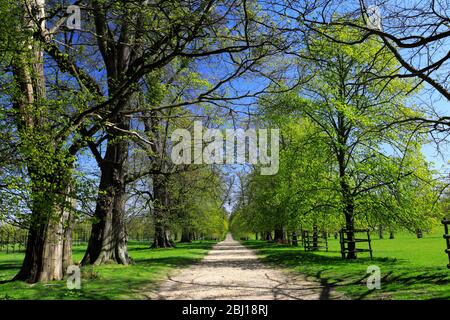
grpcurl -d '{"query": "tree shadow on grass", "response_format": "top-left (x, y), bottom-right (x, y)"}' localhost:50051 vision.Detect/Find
top-left (128, 241), bottom-right (215, 252)
top-left (136, 255), bottom-right (207, 268)
top-left (243, 241), bottom-right (450, 300)
top-left (0, 242), bottom-right (215, 299)
top-left (0, 261), bottom-right (22, 271)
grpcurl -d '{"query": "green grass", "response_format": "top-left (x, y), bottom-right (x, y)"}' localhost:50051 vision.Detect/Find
top-left (242, 232), bottom-right (450, 300)
top-left (0, 240), bottom-right (216, 300)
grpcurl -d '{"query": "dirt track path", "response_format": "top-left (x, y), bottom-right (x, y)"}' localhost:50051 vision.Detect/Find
top-left (149, 234), bottom-right (340, 300)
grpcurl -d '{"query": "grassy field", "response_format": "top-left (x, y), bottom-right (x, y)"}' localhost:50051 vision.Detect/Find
top-left (0, 240), bottom-right (216, 300)
top-left (242, 231), bottom-right (450, 300)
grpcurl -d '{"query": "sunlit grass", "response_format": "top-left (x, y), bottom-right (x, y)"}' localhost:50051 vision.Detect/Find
top-left (0, 241), bottom-right (216, 300)
top-left (243, 231), bottom-right (450, 300)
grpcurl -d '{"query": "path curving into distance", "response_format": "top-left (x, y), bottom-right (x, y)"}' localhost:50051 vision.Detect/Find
top-left (149, 234), bottom-right (342, 300)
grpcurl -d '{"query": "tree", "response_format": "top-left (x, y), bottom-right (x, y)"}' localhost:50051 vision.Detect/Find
top-left (5, 0), bottom-right (87, 282)
top-left (282, 27), bottom-right (440, 257)
top-left (232, 25), bottom-right (441, 259)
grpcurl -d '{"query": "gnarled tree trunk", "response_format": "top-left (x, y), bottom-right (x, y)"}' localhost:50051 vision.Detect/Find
top-left (15, 181), bottom-right (74, 282)
top-left (12, 0), bottom-right (75, 282)
top-left (82, 120), bottom-right (131, 265)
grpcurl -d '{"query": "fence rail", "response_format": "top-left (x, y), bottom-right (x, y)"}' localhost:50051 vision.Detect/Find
top-left (302, 226), bottom-right (328, 252)
top-left (339, 228), bottom-right (373, 259)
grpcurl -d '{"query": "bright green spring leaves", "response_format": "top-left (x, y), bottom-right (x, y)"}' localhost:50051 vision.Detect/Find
top-left (231, 26), bottom-right (442, 236)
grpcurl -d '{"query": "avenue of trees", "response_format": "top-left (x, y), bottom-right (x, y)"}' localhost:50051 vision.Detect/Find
top-left (1, 0), bottom-right (450, 283)
top-left (0, 0), bottom-right (279, 282)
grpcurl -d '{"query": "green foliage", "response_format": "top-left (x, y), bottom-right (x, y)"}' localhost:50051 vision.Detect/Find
top-left (243, 231), bottom-right (450, 299)
top-left (168, 168), bottom-right (228, 240)
top-left (0, 241), bottom-right (216, 299)
top-left (232, 26), bottom-right (443, 238)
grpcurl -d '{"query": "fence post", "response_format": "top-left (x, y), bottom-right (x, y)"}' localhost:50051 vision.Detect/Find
top-left (442, 219), bottom-right (450, 269)
top-left (367, 230), bottom-right (373, 260)
top-left (312, 225), bottom-right (318, 251)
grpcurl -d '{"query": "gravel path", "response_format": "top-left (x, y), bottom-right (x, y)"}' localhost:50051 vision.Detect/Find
top-left (149, 234), bottom-right (340, 300)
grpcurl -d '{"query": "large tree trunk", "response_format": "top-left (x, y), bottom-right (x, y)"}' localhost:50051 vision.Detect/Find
top-left (12, 0), bottom-right (76, 282)
top-left (62, 185), bottom-right (76, 272)
top-left (151, 175), bottom-right (174, 248)
top-left (152, 225), bottom-right (173, 248)
top-left (344, 212), bottom-right (356, 259)
top-left (82, 125), bottom-right (131, 265)
top-left (15, 181), bottom-right (74, 282)
top-left (337, 119), bottom-right (356, 259)
top-left (81, 0), bottom-right (148, 265)
top-left (180, 227), bottom-right (192, 243)
top-left (274, 227), bottom-right (286, 241)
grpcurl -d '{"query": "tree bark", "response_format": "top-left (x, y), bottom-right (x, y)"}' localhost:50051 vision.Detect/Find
top-left (82, 0), bottom-right (149, 265)
top-left (274, 227), bottom-right (286, 242)
top-left (151, 175), bottom-right (174, 248)
top-left (180, 227), bottom-right (191, 243)
top-left (82, 124), bottom-right (131, 265)
top-left (12, 0), bottom-right (76, 282)
top-left (62, 187), bottom-right (75, 273)
top-left (14, 181), bottom-right (74, 282)
top-left (337, 121), bottom-right (356, 259)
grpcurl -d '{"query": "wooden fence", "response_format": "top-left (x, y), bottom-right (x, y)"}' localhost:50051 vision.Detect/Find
top-left (339, 228), bottom-right (373, 259)
top-left (302, 226), bottom-right (328, 252)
